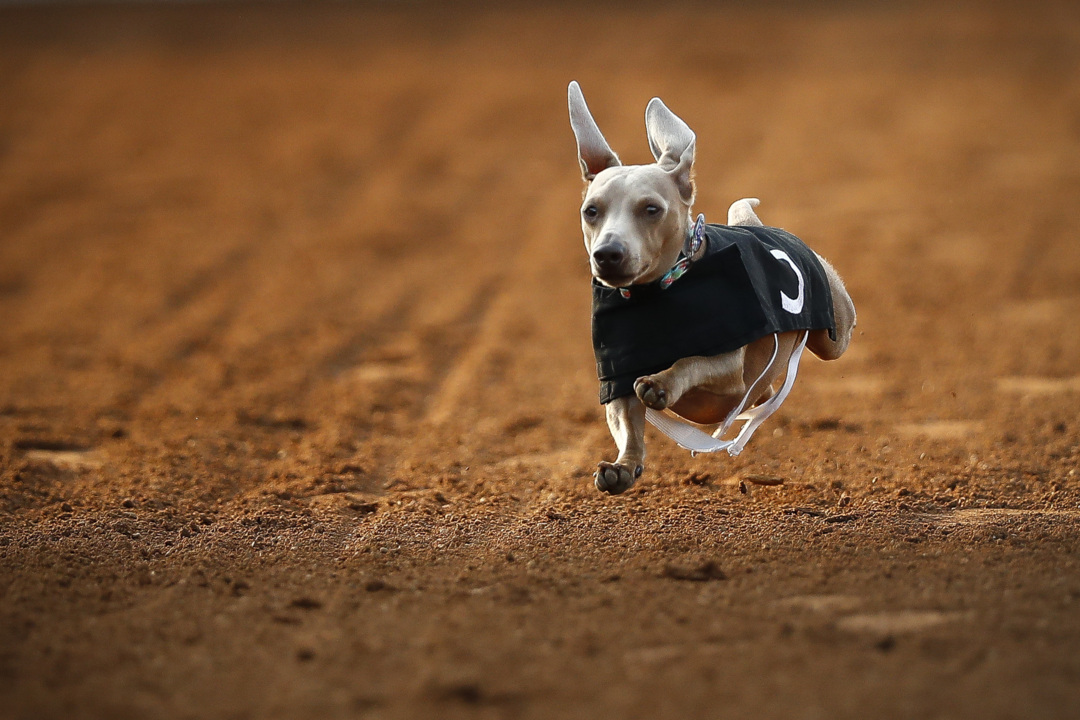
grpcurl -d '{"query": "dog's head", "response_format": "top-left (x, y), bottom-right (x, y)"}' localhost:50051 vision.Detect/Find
top-left (568, 81), bottom-right (697, 288)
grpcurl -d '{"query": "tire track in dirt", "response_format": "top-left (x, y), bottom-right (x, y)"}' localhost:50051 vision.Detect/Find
top-left (422, 182), bottom-right (576, 427)
top-left (106, 242), bottom-right (257, 406)
top-left (110, 81), bottom-right (499, 419)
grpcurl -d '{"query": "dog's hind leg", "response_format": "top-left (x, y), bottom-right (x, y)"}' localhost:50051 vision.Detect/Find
top-left (595, 395), bottom-right (647, 494)
top-left (727, 196), bottom-right (855, 360)
top-left (807, 254), bottom-right (856, 360)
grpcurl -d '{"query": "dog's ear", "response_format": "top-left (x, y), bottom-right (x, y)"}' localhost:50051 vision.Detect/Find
top-left (568, 81), bottom-right (621, 181)
top-left (645, 97), bottom-right (696, 204)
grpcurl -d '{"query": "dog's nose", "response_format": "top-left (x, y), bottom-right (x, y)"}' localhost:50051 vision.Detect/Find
top-left (592, 243), bottom-right (626, 270)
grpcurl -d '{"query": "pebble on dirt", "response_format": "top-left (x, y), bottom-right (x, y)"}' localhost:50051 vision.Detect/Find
top-left (744, 474), bottom-right (785, 486)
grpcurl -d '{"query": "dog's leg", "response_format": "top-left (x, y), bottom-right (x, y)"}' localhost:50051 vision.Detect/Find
top-left (634, 348), bottom-right (746, 412)
top-left (595, 395), bottom-right (646, 494)
top-left (807, 254), bottom-right (856, 360)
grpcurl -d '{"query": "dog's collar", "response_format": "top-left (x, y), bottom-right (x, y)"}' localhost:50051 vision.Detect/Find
top-left (618, 213), bottom-right (707, 300)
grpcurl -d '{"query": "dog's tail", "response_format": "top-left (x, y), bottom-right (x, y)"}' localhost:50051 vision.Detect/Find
top-left (727, 197), bottom-right (764, 227)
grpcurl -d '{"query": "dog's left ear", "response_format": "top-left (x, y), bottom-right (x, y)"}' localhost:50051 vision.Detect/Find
top-left (645, 98), bottom-right (696, 204)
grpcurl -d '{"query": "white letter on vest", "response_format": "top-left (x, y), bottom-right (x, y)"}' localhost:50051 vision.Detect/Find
top-left (769, 249), bottom-right (804, 315)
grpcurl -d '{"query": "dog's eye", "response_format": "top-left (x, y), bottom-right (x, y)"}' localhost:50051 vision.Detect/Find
top-left (644, 204), bottom-right (661, 217)
top-left (582, 205), bottom-right (599, 221)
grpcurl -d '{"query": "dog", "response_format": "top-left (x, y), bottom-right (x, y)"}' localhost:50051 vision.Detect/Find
top-left (568, 81), bottom-right (856, 495)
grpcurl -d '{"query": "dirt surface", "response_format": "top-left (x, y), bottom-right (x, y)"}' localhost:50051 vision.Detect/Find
top-left (2, 1), bottom-right (1080, 718)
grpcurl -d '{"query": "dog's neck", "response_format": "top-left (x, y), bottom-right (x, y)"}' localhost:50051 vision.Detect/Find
top-left (618, 214), bottom-right (706, 299)
top-left (660, 212), bottom-right (707, 283)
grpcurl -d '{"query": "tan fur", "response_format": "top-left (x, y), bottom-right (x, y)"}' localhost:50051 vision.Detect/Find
top-left (568, 81), bottom-right (856, 494)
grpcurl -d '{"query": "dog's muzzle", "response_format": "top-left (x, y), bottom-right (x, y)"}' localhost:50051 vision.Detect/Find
top-left (592, 242), bottom-right (626, 271)
top-left (591, 241), bottom-right (633, 285)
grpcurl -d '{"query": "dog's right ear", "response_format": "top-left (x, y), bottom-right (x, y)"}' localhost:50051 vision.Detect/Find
top-left (568, 81), bottom-right (621, 182)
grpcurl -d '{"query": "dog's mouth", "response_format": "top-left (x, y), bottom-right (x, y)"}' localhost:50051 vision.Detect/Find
top-left (592, 270), bottom-right (637, 288)
top-left (592, 258), bottom-right (646, 288)
top-left (593, 258), bottom-right (663, 288)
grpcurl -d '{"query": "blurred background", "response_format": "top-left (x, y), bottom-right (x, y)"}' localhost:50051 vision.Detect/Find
top-left (2, 2), bottom-right (1080, 718)
top-left (3, 0), bottom-right (1078, 429)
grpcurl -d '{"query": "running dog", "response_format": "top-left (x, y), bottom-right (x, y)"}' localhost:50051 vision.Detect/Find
top-left (568, 81), bottom-right (856, 494)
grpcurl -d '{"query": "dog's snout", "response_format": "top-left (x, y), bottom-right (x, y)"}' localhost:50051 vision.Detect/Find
top-left (592, 243), bottom-right (626, 270)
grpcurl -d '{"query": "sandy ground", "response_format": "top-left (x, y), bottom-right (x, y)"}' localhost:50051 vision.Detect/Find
top-left (2, 1), bottom-right (1080, 718)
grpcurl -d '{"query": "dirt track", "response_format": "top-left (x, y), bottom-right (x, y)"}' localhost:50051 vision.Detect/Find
top-left (2, 2), bottom-right (1080, 718)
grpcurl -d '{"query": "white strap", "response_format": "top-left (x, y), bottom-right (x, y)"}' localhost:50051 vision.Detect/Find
top-left (644, 332), bottom-right (809, 456)
top-left (713, 333), bottom-right (781, 440)
top-left (643, 405), bottom-right (735, 454)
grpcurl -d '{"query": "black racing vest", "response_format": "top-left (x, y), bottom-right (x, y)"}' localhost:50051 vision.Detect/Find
top-left (592, 224), bottom-right (836, 404)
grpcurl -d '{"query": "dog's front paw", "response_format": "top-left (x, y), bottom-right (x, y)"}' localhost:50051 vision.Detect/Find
top-left (594, 461), bottom-right (643, 495)
top-left (634, 377), bottom-right (669, 410)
